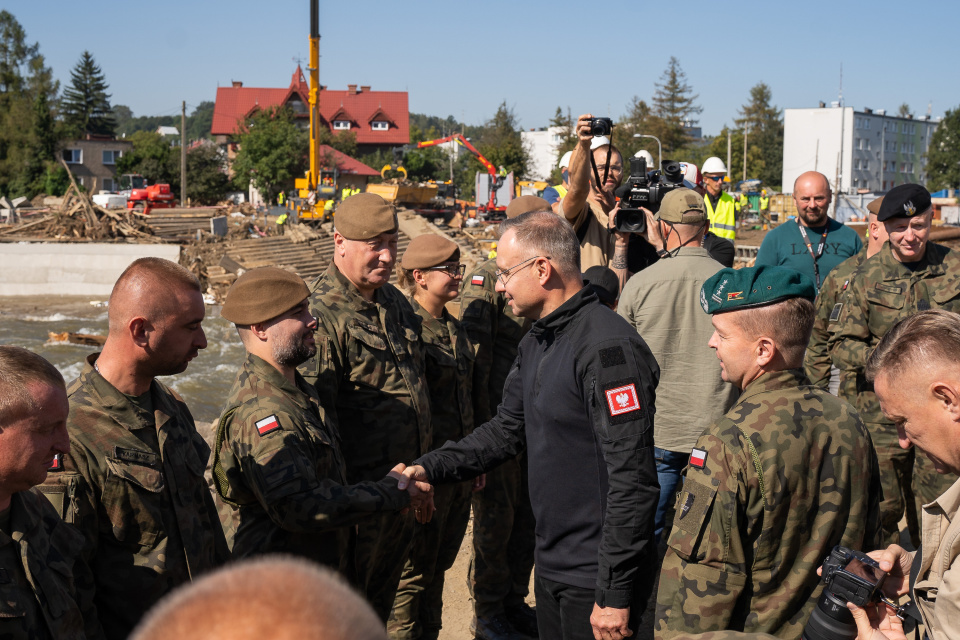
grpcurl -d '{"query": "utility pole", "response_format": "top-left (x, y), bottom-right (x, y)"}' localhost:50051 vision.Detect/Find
top-left (180, 101), bottom-right (186, 205)
top-left (742, 129), bottom-right (748, 182)
top-left (727, 130), bottom-right (732, 179)
top-left (835, 64), bottom-right (845, 216)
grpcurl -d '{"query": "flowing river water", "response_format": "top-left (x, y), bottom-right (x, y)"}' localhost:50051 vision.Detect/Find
top-left (0, 296), bottom-right (245, 423)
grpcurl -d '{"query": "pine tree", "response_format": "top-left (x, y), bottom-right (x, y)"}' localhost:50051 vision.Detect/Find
top-left (477, 101), bottom-right (528, 179)
top-left (61, 51), bottom-right (116, 137)
top-left (650, 57), bottom-right (701, 153)
top-left (734, 82), bottom-right (784, 187)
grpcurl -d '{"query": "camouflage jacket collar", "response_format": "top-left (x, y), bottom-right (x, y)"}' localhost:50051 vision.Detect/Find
top-left (739, 369), bottom-right (810, 404)
top-left (410, 297), bottom-right (456, 344)
top-left (242, 352), bottom-right (319, 412)
top-left (878, 241), bottom-right (948, 279)
top-left (530, 286), bottom-right (599, 337)
top-left (1, 491), bottom-right (46, 551)
top-left (77, 354), bottom-right (178, 432)
top-left (324, 261), bottom-right (380, 310)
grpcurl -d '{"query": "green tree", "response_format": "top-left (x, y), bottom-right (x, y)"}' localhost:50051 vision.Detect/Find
top-left (186, 101), bottom-right (215, 141)
top-left (476, 101), bottom-right (528, 178)
top-left (61, 51), bottom-right (116, 137)
top-left (116, 131), bottom-right (179, 191)
top-left (185, 144), bottom-right (229, 204)
top-left (925, 106), bottom-right (960, 192)
top-left (231, 106), bottom-right (307, 202)
top-left (650, 57), bottom-right (701, 154)
top-left (897, 103), bottom-right (911, 118)
top-left (734, 82), bottom-right (783, 187)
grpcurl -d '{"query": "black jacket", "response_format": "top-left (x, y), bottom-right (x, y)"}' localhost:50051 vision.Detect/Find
top-left (416, 287), bottom-right (660, 608)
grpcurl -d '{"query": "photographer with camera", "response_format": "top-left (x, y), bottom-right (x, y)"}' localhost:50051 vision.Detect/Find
top-left (559, 113), bottom-right (632, 288)
top-left (840, 309), bottom-right (960, 640)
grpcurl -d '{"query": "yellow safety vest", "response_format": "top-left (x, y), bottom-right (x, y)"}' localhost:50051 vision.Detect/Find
top-left (555, 185), bottom-right (568, 199)
top-left (704, 192), bottom-right (737, 241)
top-left (760, 196), bottom-right (769, 210)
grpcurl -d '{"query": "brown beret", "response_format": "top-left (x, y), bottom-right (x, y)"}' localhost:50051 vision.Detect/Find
top-left (221, 267), bottom-right (309, 325)
top-left (506, 195), bottom-right (550, 219)
top-left (401, 234), bottom-right (460, 269)
top-left (334, 193), bottom-right (398, 240)
top-left (866, 196), bottom-right (884, 216)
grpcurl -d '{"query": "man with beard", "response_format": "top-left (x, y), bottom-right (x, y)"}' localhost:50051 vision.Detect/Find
top-left (755, 171), bottom-right (862, 291)
top-left (40, 257), bottom-right (228, 640)
top-left (210, 267), bottom-right (427, 571)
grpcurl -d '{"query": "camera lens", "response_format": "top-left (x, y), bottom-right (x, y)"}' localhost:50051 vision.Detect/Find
top-left (615, 210), bottom-right (646, 234)
top-left (801, 592), bottom-right (859, 640)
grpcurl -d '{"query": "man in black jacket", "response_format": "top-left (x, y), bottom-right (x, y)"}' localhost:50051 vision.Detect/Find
top-left (399, 211), bottom-right (660, 640)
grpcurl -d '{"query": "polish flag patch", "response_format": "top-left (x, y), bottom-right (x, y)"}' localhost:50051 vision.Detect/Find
top-left (49, 454), bottom-right (63, 471)
top-left (605, 384), bottom-right (641, 416)
top-left (471, 275), bottom-right (485, 286)
top-left (690, 448), bottom-right (707, 469)
top-left (255, 415), bottom-right (281, 437)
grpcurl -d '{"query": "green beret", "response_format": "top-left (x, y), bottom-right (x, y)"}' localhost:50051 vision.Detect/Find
top-left (506, 195), bottom-right (550, 219)
top-left (656, 188), bottom-right (707, 224)
top-left (221, 267), bottom-right (309, 325)
top-left (334, 192), bottom-right (398, 240)
top-left (700, 265), bottom-right (816, 314)
top-left (400, 234), bottom-right (460, 269)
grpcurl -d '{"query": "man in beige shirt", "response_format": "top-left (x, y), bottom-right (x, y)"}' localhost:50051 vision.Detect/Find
top-left (851, 309), bottom-right (960, 640)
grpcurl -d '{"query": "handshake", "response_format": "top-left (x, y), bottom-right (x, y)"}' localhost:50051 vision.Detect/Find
top-left (386, 464), bottom-right (486, 524)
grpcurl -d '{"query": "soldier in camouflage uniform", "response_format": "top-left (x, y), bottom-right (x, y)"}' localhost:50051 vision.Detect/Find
top-left (0, 346), bottom-right (103, 640)
top-left (655, 265), bottom-right (882, 640)
top-left (211, 267), bottom-right (422, 571)
top-left (40, 258), bottom-right (228, 640)
top-left (299, 193), bottom-right (432, 622)
top-left (804, 197), bottom-right (887, 397)
top-left (390, 235), bottom-right (478, 640)
top-left (832, 184), bottom-right (960, 545)
top-left (458, 197), bottom-right (543, 640)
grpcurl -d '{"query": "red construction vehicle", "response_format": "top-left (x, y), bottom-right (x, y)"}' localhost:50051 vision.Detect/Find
top-left (119, 174), bottom-right (176, 214)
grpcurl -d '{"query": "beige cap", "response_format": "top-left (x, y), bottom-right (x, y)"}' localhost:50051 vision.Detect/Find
top-left (334, 193), bottom-right (398, 240)
top-left (400, 234), bottom-right (460, 269)
top-left (655, 188), bottom-right (707, 224)
top-left (221, 267), bottom-right (309, 325)
top-left (506, 195), bottom-right (551, 219)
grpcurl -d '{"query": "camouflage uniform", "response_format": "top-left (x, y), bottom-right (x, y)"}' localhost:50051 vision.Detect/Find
top-left (458, 259), bottom-right (536, 619)
top-left (0, 489), bottom-right (103, 640)
top-left (390, 300), bottom-right (476, 640)
top-left (832, 241), bottom-right (960, 544)
top-left (300, 262), bottom-right (431, 621)
top-left (40, 355), bottom-right (228, 640)
top-left (655, 370), bottom-right (882, 640)
top-left (211, 352), bottom-right (410, 569)
top-left (803, 245), bottom-right (868, 397)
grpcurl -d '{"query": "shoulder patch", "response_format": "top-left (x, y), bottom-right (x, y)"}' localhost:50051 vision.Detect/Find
top-left (471, 274), bottom-right (485, 286)
top-left (49, 453), bottom-right (64, 472)
top-left (255, 414), bottom-right (281, 437)
top-left (605, 383), bottom-right (641, 416)
top-left (599, 346), bottom-right (626, 368)
top-left (689, 448), bottom-right (707, 469)
top-left (829, 303), bottom-right (843, 322)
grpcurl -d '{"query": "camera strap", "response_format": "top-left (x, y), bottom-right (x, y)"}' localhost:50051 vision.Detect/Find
top-left (589, 149), bottom-right (612, 195)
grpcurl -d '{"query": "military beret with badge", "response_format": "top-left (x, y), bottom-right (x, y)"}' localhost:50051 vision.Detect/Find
top-left (700, 265), bottom-right (816, 314)
top-left (877, 183), bottom-right (931, 222)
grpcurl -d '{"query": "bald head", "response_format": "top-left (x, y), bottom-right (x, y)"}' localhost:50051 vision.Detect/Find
top-left (108, 257), bottom-right (201, 335)
top-left (131, 556), bottom-right (387, 640)
top-left (793, 172), bottom-right (832, 227)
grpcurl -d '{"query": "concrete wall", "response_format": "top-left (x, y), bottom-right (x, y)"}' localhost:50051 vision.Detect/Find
top-left (0, 243), bottom-right (181, 296)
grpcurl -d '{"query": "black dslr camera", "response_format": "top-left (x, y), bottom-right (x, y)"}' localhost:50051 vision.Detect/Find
top-left (802, 546), bottom-right (888, 640)
top-left (588, 117), bottom-right (613, 137)
top-left (612, 157), bottom-right (684, 234)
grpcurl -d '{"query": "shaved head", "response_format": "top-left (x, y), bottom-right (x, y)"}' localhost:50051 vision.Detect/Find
top-left (793, 171), bottom-right (832, 227)
top-left (131, 556), bottom-right (387, 640)
top-left (108, 257), bottom-right (201, 335)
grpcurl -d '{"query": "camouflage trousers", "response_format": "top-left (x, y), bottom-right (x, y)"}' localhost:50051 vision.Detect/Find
top-left (868, 422), bottom-right (958, 547)
top-left (388, 481), bottom-right (473, 640)
top-left (468, 453), bottom-right (536, 618)
top-left (345, 509), bottom-right (417, 622)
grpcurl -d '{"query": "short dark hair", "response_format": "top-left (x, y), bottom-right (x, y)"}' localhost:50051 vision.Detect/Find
top-left (0, 346), bottom-right (65, 424)
top-left (733, 297), bottom-right (815, 366)
top-left (499, 211), bottom-right (581, 279)
top-left (866, 310), bottom-right (960, 382)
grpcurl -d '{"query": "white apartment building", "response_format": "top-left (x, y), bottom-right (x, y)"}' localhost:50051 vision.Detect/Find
top-left (520, 126), bottom-right (566, 181)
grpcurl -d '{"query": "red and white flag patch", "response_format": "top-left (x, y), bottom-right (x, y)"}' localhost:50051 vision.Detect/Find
top-left (471, 275), bottom-right (485, 286)
top-left (690, 448), bottom-right (707, 469)
top-left (256, 415), bottom-right (281, 437)
top-left (605, 384), bottom-right (641, 416)
top-left (49, 453), bottom-right (63, 471)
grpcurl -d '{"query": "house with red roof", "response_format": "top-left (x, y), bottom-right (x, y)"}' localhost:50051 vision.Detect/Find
top-left (211, 66), bottom-right (409, 158)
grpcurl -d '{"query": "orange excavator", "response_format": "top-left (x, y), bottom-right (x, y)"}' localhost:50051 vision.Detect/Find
top-left (119, 174), bottom-right (176, 214)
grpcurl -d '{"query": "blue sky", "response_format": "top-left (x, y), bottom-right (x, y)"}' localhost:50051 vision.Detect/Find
top-left (8, 0), bottom-right (959, 135)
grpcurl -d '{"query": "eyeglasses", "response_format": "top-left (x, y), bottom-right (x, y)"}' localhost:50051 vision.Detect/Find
top-left (424, 264), bottom-right (466, 278)
top-left (704, 175), bottom-right (725, 182)
top-left (495, 255), bottom-right (549, 284)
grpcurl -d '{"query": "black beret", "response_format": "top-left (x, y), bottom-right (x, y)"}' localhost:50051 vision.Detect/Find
top-left (877, 184), bottom-right (931, 222)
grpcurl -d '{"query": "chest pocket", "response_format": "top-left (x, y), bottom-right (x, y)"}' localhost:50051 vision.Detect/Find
top-left (932, 281), bottom-right (960, 307)
top-left (866, 287), bottom-right (905, 310)
top-left (102, 457), bottom-right (165, 548)
top-left (348, 320), bottom-right (391, 388)
top-left (666, 478), bottom-right (718, 562)
top-left (0, 568), bottom-right (26, 619)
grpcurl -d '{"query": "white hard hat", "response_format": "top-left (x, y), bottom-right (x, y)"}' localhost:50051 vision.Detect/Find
top-left (590, 136), bottom-right (611, 150)
top-left (633, 150), bottom-right (655, 167)
top-left (559, 151), bottom-right (573, 169)
top-left (701, 156), bottom-right (727, 174)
